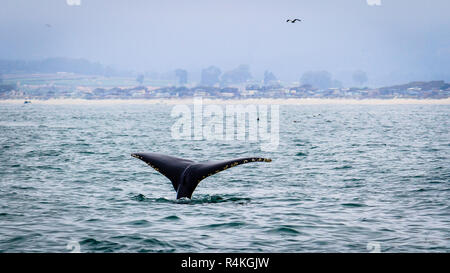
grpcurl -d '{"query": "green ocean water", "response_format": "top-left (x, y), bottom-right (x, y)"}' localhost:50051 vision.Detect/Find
top-left (0, 103), bottom-right (449, 252)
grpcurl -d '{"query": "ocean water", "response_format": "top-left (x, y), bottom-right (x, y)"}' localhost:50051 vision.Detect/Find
top-left (0, 103), bottom-right (449, 253)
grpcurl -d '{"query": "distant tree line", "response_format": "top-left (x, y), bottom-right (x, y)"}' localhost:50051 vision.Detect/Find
top-left (142, 64), bottom-right (256, 87)
top-left (200, 65), bottom-right (275, 87)
top-left (1, 58), bottom-right (372, 90)
top-left (138, 67), bottom-right (368, 90)
top-left (300, 71), bottom-right (341, 89)
top-left (0, 58), bottom-right (130, 77)
top-left (352, 70), bottom-right (368, 86)
top-left (175, 69), bottom-right (188, 85)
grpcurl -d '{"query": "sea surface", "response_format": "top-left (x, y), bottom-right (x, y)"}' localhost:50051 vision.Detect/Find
top-left (0, 103), bottom-right (449, 252)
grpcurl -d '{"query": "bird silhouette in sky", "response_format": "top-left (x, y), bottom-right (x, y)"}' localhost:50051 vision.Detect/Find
top-left (45, 24), bottom-right (52, 28)
top-left (286, 19), bottom-right (302, 23)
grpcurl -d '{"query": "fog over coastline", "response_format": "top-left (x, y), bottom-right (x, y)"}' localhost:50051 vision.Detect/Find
top-left (1, 0), bottom-right (449, 87)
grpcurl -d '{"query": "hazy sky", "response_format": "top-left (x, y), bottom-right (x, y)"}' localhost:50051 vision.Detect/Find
top-left (1, 0), bottom-right (449, 85)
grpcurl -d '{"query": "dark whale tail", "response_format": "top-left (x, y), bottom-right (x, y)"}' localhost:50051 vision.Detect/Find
top-left (131, 152), bottom-right (271, 199)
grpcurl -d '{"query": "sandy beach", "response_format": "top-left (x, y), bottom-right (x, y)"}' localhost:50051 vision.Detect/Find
top-left (1, 98), bottom-right (450, 105)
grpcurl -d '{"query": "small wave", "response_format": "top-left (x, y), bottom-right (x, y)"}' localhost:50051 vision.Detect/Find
top-left (122, 219), bottom-right (151, 227)
top-left (268, 226), bottom-right (301, 235)
top-left (35, 165), bottom-right (63, 171)
top-left (10, 185), bottom-right (37, 190)
top-left (131, 194), bottom-right (151, 202)
top-left (141, 238), bottom-right (174, 250)
top-left (131, 194), bottom-right (251, 205)
top-left (24, 150), bottom-right (63, 158)
top-left (109, 234), bottom-right (174, 251)
top-left (78, 151), bottom-right (95, 155)
top-left (334, 165), bottom-right (352, 170)
top-left (201, 221), bottom-right (246, 229)
top-left (187, 195), bottom-right (251, 204)
top-left (343, 178), bottom-right (363, 182)
top-left (5, 233), bottom-right (41, 244)
top-left (412, 188), bottom-right (429, 192)
top-left (162, 215), bottom-right (181, 221)
top-left (79, 238), bottom-right (126, 252)
top-left (341, 203), bottom-right (366, 207)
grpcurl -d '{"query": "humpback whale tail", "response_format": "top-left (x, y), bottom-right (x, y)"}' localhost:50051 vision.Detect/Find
top-left (131, 153), bottom-right (272, 199)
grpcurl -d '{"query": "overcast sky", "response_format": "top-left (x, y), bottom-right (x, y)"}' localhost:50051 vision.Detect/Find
top-left (1, 0), bottom-right (449, 86)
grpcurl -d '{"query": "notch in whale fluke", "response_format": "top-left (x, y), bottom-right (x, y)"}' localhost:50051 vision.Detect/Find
top-left (131, 152), bottom-right (272, 199)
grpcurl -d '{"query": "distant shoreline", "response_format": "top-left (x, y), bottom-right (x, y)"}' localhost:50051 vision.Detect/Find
top-left (1, 98), bottom-right (450, 105)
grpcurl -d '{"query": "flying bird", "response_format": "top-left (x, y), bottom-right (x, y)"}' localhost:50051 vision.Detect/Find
top-left (286, 19), bottom-right (302, 23)
top-left (131, 152), bottom-right (272, 199)
top-left (45, 24), bottom-right (52, 28)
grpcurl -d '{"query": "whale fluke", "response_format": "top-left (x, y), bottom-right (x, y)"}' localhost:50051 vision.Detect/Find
top-left (131, 152), bottom-right (271, 199)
